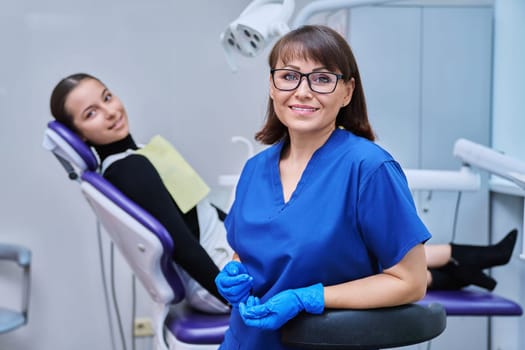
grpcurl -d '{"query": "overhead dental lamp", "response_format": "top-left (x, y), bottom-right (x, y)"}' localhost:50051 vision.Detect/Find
top-left (220, 0), bottom-right (295, 72)
top-left (220, 0), bottom-right (397, 72)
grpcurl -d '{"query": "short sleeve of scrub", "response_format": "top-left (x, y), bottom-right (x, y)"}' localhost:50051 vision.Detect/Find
top-left (357, 160), bottom-right (431, 270)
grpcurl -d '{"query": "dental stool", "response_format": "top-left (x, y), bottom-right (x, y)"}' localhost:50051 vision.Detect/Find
top-left (281, 303), bottom-right (446, 349)
top-left (44, 120), bottom-right (448, 350)
top-left (281, 289), bottom-right (522, 349)
top-left (281, 288), bottom-right (522, 349)
top-left (43, 121), bottom-right (229, 350)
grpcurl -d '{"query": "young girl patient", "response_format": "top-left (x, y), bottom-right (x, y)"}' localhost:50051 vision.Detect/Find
top-left (50, 73), bottom-right (233, 313)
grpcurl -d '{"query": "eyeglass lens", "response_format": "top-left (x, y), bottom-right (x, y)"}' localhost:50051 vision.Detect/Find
top-left (272, 69), bottom-right (340, 94)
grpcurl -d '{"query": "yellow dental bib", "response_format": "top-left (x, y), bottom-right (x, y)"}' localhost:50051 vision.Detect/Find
top-left (136, 135), bottom-right (210, 213)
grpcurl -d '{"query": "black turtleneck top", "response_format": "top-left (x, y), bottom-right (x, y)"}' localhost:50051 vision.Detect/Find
top-left (94, 135), bottom-right (224, 302)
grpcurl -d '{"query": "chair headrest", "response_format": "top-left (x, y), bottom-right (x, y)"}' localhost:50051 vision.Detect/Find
top-left (42, 121), bottom-right (99, 172)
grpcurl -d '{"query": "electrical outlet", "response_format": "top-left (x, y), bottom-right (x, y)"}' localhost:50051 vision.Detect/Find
top-left (134, 317), bottom-right (154, 337)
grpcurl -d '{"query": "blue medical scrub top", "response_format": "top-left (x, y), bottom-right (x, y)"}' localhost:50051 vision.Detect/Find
top-left (221, 129), bottom-right (431, 350)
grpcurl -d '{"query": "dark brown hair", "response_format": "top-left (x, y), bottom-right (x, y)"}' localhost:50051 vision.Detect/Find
top-left (255, 25), bottom-right (375, 144)
top-left (49, 73), bottom-right (103, 132)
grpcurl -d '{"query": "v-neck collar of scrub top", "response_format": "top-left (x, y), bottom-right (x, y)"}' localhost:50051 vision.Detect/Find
top-left (269, 128), bottom-right (346, 207)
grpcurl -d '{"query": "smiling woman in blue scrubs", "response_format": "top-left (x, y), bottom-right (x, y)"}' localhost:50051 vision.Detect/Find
top-left (215, 25), bottom-right (431, 349)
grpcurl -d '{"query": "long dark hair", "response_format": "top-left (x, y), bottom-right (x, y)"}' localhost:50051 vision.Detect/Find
top-left (255, 25), bottom-right (375, 144)
top-left (50, 73), bottom-right (103, 132)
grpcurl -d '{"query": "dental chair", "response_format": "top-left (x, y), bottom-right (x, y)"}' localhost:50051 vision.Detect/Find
top-left (0, 244), bottom-right (31, 334)
top-left (43, 120), bottom-right (229, 350)
top-left (43, 120), bottom-right (447, 349)
top-left (403, 165), bottom-right (522, 319)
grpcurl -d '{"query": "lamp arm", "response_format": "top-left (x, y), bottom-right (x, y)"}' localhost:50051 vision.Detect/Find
top-left (240, 0), bottom-right (292, 17)
top-left (292, 0), bottom-right (398, 29)
top-left (404, 166), bottom-right (480, 192)
top-left (453, 138), bottom-right (525, 188)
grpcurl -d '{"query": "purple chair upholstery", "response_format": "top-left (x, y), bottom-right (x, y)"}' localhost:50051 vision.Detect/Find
top-left (165, 305), bottom-right (230, 345)
top-left (48, 121), bottom-right (98, 171)
top-left (44, 121), bottom-right (229, 349)
top-left (81, 171), bottom-right (186, 302)
top-left (420, 290), bottom-right (522, 316)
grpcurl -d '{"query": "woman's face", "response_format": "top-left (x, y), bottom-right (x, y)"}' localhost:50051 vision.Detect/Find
top-left (65, 78), bottom-right (129, 145)
top-left (270, 57), bottom-right (354, 138)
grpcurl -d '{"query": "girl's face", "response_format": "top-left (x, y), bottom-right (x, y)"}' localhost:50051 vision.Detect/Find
top-left (270, 57), bottom-right (354, 138)
top-left (65, 78), bottom-right (129, 145)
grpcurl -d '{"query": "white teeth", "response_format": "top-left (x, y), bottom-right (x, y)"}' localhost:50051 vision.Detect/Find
top-left (291, 106), bottom-right (317, 112)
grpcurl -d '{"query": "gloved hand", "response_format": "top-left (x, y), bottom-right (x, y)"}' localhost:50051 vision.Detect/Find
top-left (215, 261), bottom-right (253, 307)
top-left (239, 283), bottom-right (324, 330)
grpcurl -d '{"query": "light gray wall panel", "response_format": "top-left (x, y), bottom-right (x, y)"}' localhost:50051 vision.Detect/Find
top-left (349, 6), bottom-right (422, 169)
top-left (420, 7), bottom-right (493, 170)
top-left (418, 6), bottom-right (493, 248)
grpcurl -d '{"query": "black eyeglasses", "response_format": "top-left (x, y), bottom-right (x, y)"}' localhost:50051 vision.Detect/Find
top-left (271, 69), bottom-right (344, 94)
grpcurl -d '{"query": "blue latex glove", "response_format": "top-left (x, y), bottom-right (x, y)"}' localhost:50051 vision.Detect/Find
top-left (215, 261), bottom-right (253, 307)
top-left (239, 283), bottom-right (324, 330)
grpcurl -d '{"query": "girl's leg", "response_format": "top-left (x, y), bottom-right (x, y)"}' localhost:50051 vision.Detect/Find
top-left (424, 244), bottom-right (452, 269)
top-left (450, 229), bottom-right (518, 269)
top-left (425, 229), bottom-right (517, 269)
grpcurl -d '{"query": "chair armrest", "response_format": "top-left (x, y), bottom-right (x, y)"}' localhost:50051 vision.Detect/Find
top-left (281, 303), bottom-right (446, 349)
top-left (0, 244), bottom-right (31, 267)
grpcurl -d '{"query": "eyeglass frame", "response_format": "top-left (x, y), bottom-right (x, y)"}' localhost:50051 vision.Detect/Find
top-left (270, 68), bottom-right (345, 94)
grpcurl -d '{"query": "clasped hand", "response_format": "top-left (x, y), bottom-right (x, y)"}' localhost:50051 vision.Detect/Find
top-left (216, 262), bottom-right (325, 330)
top-left (238, 283), bottom-right (325, 330)
top-left (215, 261), bottom-right (253, 307)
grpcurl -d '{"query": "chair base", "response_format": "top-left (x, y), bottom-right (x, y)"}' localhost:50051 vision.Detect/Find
top-left (165, 303), bottom-right (229, 349)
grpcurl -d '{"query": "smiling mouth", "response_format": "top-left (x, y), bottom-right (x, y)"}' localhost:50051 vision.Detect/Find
top-left (290, 106), bottom-right (319, 112)
top-left (109, 115), bottom-right (124, 130)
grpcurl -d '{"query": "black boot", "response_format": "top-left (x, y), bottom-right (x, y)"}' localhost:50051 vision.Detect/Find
top-left (428, 266), bottom-right (468, 290)
top-left (428, 262), bottom-right (497, 291)
top-left (450, 229), bottom-right (518, 270)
